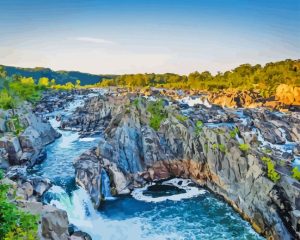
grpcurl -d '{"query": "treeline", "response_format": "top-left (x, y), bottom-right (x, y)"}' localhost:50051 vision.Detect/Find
top-left (1, 59), bottom-right (299, 110)
top-left (98, 59), bottom-right (300, 95)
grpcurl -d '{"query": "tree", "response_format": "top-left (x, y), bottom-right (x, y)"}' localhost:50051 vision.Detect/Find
top-left (20, 77), bottom-right (34, 85)
top-left (65, 82), bottom-right (74, 89)
top-left (0, 89), bottom-right (16, 110)
top-left (38, 77), bottom-right (49, 88)
top-left (0, 66), bottom-right (7, 78)
top-left (75, 79), bottom-right (81, 88)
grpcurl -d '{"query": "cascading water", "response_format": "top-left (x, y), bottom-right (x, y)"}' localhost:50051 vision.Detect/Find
top-left (101, 169), bottom-right (113, 199)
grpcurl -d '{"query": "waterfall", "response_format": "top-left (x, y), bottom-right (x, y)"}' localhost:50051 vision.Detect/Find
top-left (45, 186), bottom-right (97, 221)
top-left (101, 169), bottom-right (113, 199)
top-left (43, 185), bottom-right (146, 240)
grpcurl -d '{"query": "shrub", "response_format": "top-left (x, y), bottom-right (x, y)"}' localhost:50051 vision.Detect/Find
top-left (132, 98), bottom-right (139, 108)
top-left (239, 143), bottom-right (250, 152)
top-left (0, 170), bottom-right (39, 239)
top-left (9, 78), bottom-right (41, 103)
top-left (176, 114), bottom-right (188, 122)
top-left (195, 120), bottom-right (203, 135)
top-left (218, 144), bottom-right (226, 153)
top-left (229, 127), bottom-right (239, 138)
top-left (147, 100), bottom-right (167, 131)
top-left (261, 157), bottom-right (281, 182)
top-left (212, 143), bottom-right (226, 153)
top-left (0, 89), bottom-right (16, 110)
top-left (292, 167), bottom-right (300, 181)
top-left (262, 148), bottom-right (272, 154)
top-left (204, 144), bottom-right (208, 153)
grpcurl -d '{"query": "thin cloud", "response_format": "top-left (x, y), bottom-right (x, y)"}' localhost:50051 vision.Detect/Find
top-left (75, 37), bottom-right (115, 44)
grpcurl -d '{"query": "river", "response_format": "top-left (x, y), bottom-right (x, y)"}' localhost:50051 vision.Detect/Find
top-left (28, 93), bottom-right (264, 240)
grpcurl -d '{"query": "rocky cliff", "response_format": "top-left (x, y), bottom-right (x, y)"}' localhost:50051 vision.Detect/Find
top-left (71, 94), bottom-right (300, 240)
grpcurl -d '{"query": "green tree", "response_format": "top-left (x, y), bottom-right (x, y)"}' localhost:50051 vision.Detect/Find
top-left (75, 79), bottom-right (81, 88)
top-left (38, 77), bottom-right (49, 88)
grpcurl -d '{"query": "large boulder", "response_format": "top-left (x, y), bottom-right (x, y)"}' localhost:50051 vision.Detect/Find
top-left (40, 205), bottom-right (69, 240)
top-left (73, 149), bottom-right (102, 208)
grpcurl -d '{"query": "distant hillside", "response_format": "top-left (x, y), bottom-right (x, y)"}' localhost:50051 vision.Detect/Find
top-left (1, 65), bottom-right (116, 85)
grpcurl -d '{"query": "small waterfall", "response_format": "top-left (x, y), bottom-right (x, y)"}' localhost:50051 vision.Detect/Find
top-left (101, 169), bottom-right (113, 199)
top-left (45, 186), bottom-right (97, 220)
top-left (44, 185), bottom-right (146, 240)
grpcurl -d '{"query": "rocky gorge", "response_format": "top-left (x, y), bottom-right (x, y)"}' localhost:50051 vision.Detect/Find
top-left (66, 89), bottom-right (300, 239)
top-left (0, 88), bottom-right (300, 240)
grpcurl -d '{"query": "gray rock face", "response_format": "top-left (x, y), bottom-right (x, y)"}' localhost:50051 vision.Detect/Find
top-left (40, 205), bottom-right (69, 240)
top-left (0, 103), bottom-right (61, 167)
top-left (70, 94), bottom-right (300, 239)
top-left (73, 149), bottom-right (102, 208)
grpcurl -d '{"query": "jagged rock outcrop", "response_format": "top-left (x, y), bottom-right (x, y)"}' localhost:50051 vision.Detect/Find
top-left (39, 205), bottom-right (69, 240)
top-left (208, 89), bottom-right (264, 108)
top-left (207, 84), bottom-right (300, 110)
top-left (73, 146), bottom-right (130, 208)
top-left (275, 84), bottom-right (300, 105)
top-left (73, 148), bottom-right (102, 208)
top-left (0, 103), bottom-right (61, 167)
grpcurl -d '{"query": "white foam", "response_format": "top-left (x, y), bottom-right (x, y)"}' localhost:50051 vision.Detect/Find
top-left (48, 118), bottom-right (61, 129)
top-left (60, 131), bottom-right (79, 148)
top-left (253, 127), bottom-right (297, 154)
top-left (79, 137), bottom-right (96, 142)
top-left (132, 178), bottom-right (206, 203)
top-left (65, 99), bottom-right (85, 113)
top-left (179, 96), bottom-right (211, 108)
top-left (48, 186), bottom-right (181, 240)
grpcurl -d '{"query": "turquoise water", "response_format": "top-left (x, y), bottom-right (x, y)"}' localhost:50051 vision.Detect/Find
top-left (28, 96), bottom-right (264, 240)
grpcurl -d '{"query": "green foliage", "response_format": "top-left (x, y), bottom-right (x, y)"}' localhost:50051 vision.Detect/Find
top-left (147, 100), bottom-right (167, 131)
top-left (204, 143), bottom-right (208, 153)
top-left (132, 98), bottom-right (140, 108)
top-left (239, 143), bottom-right (250, 152)
top-left (175, 114), bottom-right (188, 122)
top-left (292, 167), bottom-right (300, 181)
top-left (262, 148), bottom-right (272, 155)
top-left (51, 81), bottom-right (75, 90)
top-left (38, 77), bottom-right (49, 88)
top-left (212, 143), bottom-right (226, 153)
top-left (9, 77), bottom-right (41, 103)
top-left (261, 157), bottom-right (281, 182)
top-left (229, 127), bottom-right (239, 138)
top-left (0, 170), bottom-right (39, 239)
top-left (218, 144), bottom-right (226, 153)
top-left (0, 89), bottom-right (16, 110)
top-left (195, 120), bottom-right (203, 136)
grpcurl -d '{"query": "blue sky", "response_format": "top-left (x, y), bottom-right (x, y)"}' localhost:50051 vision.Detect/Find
top-left (0, 0), bottom-right (299, 74)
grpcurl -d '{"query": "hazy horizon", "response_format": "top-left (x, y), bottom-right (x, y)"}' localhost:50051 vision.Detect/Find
top-left (1, 0), bottom-right (299, 75)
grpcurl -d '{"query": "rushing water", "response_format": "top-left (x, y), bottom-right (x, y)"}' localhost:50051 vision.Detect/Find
top-left (28, 94), bottom-right (264, 240)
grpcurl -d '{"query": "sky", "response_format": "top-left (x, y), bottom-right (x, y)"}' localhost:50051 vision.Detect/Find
top-left (0, 0), bottom-right (299, 75)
